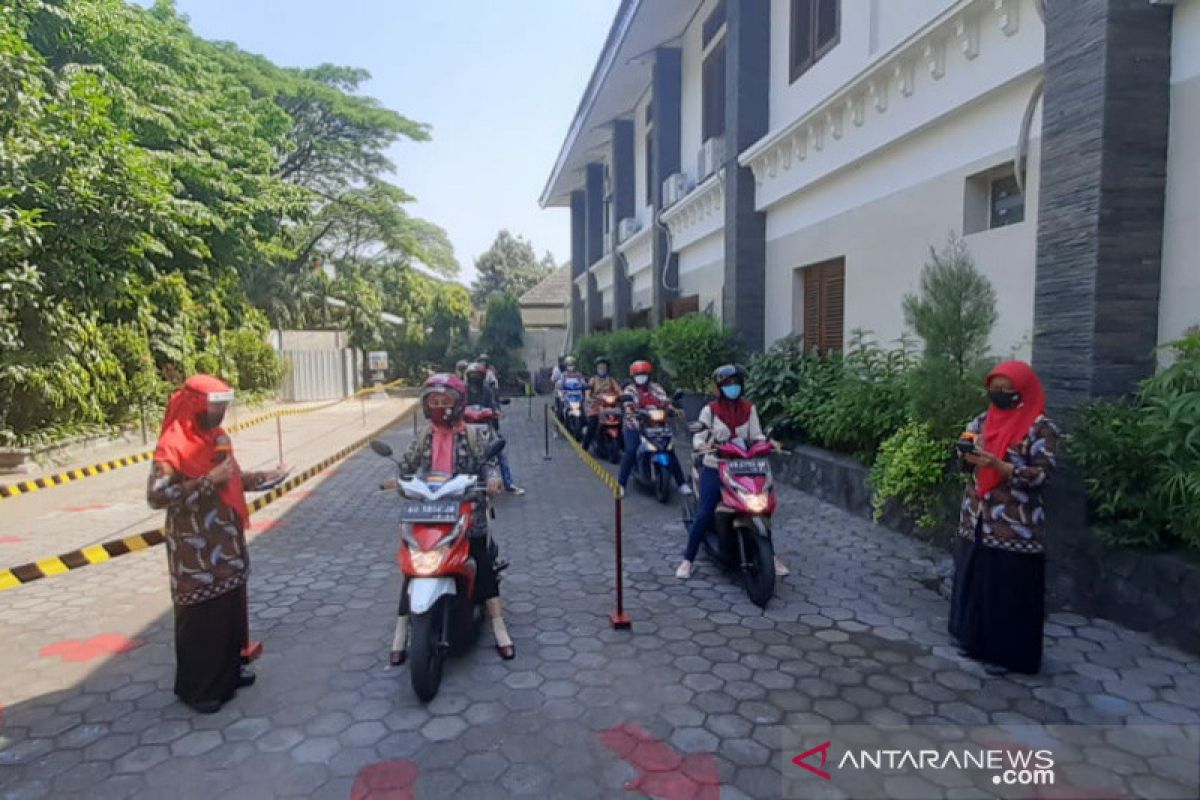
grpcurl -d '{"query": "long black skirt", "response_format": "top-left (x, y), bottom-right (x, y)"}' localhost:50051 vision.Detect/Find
top-left (949, 531), bottom-right (1045, 674)
top-left (173, 585), bottom-right (245, 707)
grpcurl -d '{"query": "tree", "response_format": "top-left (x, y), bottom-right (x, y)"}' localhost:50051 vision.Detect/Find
top-left (478, 294), bottom-right (525, 380)
top-left (471, 230), bottom-right (554, 305)
top-left (902, 234), bottom-right (998, 437)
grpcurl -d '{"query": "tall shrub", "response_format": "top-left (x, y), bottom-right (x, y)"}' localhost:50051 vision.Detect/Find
top-left (575, 328), bottom-right (656, 381)
top-left (745, 335), bottom-right (807, 433)
top-left (651, 314), bottom-right (741, 392)
top-left (903, 234), bottom-right (997, 438)
top-left (479, 293), bottom-right (525, 379)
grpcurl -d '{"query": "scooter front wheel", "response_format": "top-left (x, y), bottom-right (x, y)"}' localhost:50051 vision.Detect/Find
top-left (740, 522), bottom-right (776, 609)
top-left (655, 467), bottom-right (671, 504)
top-left (410, 598), bottom-right (449, 702)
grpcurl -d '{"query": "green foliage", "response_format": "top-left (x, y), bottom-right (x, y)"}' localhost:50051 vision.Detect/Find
top-left (793, 332), bottom-right (916, 463)
top-left (1074, 331), bottom-right (1200, 550)
top-left (903, 235), bottom-right (998, 439)
top-left (478, 294), bottom-right (525, 380)
top-left (223, 329), bottom-right (283, 393)
top-left (0, 0), bottom-right (450, 442)
top-left (868, 422), bottom-right (956, 528)
top-left (471, 230), bottom-right (555, 305)
top-left (651, 314), bottom-right (742, 392)
top-left (744, 335), bottom-right (808, 433)
top-left (574, 328), bottom-right (657, 381)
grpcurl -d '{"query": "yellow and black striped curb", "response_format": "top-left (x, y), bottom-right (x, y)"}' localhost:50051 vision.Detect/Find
top-left (0, 404), bottom-right (418, 593)
top-left (0, 379), bottom-right (409, 501)
top-left (549, 408), bottom-right (621, 497)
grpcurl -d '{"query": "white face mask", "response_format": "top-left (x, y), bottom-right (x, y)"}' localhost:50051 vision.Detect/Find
top-left (634, 375), bottom-right (649, 386)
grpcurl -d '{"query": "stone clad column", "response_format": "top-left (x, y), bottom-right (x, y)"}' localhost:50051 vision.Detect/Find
top-left (1032, 0), bottom-right (1172, 410)
top-left (650, 48), bottom-right (682, 327)
top-left (585, 162), bottom-right (604, 333)
top-left (723, 0), bottom-right (770, 352)
top-left (569, 191), bottom-right (586, 344)
top-left (610, 119), bottom-right (635, 330)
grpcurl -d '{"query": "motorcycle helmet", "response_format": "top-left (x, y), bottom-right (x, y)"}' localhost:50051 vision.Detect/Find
top-left (477, 353), bottom-right (490, 365)
top-left (630, 360), bottom-right (653, 387)
top-left (465, 362), bottom-right (488, 386)
top-left (455, 359), bottom-right (469, 376)
top-left (594, 356), bottom-right (611, 377)
top-left (420, 373), bottom-right (466, 426)
top-left (713, 363), bottom-right (746, 401)
top-left (563, 355), bottom-right (577, 371)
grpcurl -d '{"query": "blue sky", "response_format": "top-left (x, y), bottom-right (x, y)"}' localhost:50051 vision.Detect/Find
top-left (131, 0), bottom-right (618, 286)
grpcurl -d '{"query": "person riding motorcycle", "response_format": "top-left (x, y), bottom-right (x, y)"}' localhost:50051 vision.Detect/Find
top-left (617, 360), bottom-right (691, 496)
top-left (554, 356), bottom-right (586, 421)
top-left (677, 364), bottom-right (789, 580)
top-left (465, 362), bottom-right (524, 496)
top-left (477, 354), bottom-right (500, 389)
top-left (388, 374), bottom-right (515, 663)
top-left (455, 359), bottom-right (469, 380)
top-left (581, 356), bottom-right (623, 452)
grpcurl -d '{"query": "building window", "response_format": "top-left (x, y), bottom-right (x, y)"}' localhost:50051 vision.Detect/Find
top-left (964, 163), bottom-right (1025, 234)
top-left (701, 3), bottom-right (727, 144)
top-left (800, 258), bottom-right (844, 353)
top-left (790, 0), bottom-right (840, 83)
top-left (628, 308), bottom-right (652, 329)
top-left (667, 294), bottom-right (700, 320)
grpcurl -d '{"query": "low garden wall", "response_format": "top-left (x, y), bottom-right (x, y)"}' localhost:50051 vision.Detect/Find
top-left (772, 446), bottom-right (1200, 655)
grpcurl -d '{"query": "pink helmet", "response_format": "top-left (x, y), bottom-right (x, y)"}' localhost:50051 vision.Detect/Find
top-left (420, 373), bottom-right (467, 424)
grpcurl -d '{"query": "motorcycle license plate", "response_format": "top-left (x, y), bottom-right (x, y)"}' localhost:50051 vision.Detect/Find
top-left (643, 425), bottom-right (669, 437)
top-left (727, 458), bottom-right (769, 476)
top-left (399, 500), bottom-right (459, 522)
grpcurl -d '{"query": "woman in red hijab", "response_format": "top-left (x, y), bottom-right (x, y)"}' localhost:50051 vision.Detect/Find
top-left (949, 361), bottom-right (1060, 675)
top-left (147, 374), bottom-right (286, 713)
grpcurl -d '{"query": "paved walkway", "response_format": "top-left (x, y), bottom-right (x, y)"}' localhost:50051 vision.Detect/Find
top-left (0, 405), bottom-right (1197, 799)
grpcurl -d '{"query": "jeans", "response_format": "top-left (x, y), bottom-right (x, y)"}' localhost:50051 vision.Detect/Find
top-left (684, 467), bottom-right (722, 561)
top-left (617, 426), bottom-right (685, 488)
top-left (498, 451), bottom-right (515, 489)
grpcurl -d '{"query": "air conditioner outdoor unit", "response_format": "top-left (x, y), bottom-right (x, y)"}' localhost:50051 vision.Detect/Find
top-left (617, 217), bottom-right (641, 243)
top-left (698, 136), bottom-right (726, 181)
top-left (662, 173), bottom-right (688, 208)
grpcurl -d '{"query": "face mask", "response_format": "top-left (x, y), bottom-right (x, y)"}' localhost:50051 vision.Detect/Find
top-left (989, 390), bottom-right (1021, 410)
top-left (427, 406), bottom-right (454, 426)
top-left (198, 408), bottom-right (226, 430)
top-left (634, 375), bottom-right (649, 387)
top-left (721, 384), bottom-right (742, 401)
top-left (596, 367), bottom-right (608, 377)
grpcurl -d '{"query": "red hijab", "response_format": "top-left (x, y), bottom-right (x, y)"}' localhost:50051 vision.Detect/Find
top-left (154, 374), bottom-right (248, 526)
top-left (431, 419), bottom-right (465, 474)
top-left (977, 361), bottom-right (1046, 497)
top-left (710, 396), bottom-right (752, 431)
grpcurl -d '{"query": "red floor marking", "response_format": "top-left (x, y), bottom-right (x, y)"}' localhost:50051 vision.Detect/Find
top-left (350, 759), bottom-right (420, 800)
top-left (598, 724), bottom-right (720, 800)
top-left (287, 490), bottom-right (314, 499)
top-left (249, 519), bottom-right (284, 532)
top-left (62, 503), bottom-right (110, 513)
top-left (0, 536), bottom-right (25, 544)
top-left (40, 633), bottom-right (144, 663)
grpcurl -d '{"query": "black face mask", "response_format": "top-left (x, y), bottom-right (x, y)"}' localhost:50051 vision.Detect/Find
top-left (198, 409), bottom-right (226, 430)
top-left (989, 390), bottom-right (1021, 410)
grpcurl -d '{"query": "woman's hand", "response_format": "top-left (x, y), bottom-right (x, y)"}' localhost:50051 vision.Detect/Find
top-left (208, 460), bottom-right (235, 486)
top-left (964, 451), bottom-right (1014, 478)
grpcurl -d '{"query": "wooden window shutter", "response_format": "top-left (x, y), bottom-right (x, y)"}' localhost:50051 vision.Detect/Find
top-left (803, 269), bottom-right (820, 351)
top-left (821, 261), bottom-right (845, 353)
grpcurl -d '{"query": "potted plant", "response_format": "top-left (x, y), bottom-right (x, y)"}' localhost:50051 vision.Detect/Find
top-left (0, 429), bottom-right (31, 474)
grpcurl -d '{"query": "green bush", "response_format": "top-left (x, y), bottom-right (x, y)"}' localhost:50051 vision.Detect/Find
top-left (1074, 331), bottom-right (1200, 550)
top-left (868, 422), bottom-right (956, 528)
top-left (478, 293), bottom-right (525, 383)
top-left (575, 328), bottom-right (656, 380)
top-left (652, 314), bottom-right (741, 392)
top-left (225, 329), bottom-right (282, 394)
top-left (745, 335), bottom-right (807, 432)
top-left (791, 332), bottom-right (915, 462)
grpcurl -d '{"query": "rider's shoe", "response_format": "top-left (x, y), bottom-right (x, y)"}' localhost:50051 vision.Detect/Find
top-left (389, 649), bottom-right (407, 666)
top-left (675, 560), bottom-right (693, 580)
top-left (238, 669), bottom-right (257, 688)
top-left (505, 485), bottom-right (526, 496)
top-left (679, 484), bottom-right (694, 497)
top-left (773, 556), bottom-right (790, 577)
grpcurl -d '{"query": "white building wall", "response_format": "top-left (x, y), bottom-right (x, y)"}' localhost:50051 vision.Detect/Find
top-left (681, 0), bottom-right (724, 188)
top-left (633, 89), bottom-right (654, 229)
top-left (1160, 0), bottom-right (1200, 349)
top-left (677, 232), bottom-right (725, 318)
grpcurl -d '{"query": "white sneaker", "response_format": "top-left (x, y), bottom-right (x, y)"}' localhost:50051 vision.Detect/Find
top-left (675, 560), bottom-right (693, 580)
top-left (679, 484), bottom-right (694, 497)
top-left (774, 556), bottom-right (790, 577)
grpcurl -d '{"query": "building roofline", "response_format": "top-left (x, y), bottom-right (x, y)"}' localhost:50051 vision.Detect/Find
top-left (539, 0), bottom-right (641, 209)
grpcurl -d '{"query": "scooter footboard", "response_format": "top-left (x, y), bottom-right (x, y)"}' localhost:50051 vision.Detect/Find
top-left (408, 577), bottom-right (456, 615)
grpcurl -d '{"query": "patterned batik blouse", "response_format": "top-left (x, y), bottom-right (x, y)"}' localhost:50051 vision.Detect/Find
top-left (147, 464), bottom-right (273, 605)
top-left (958, 414), bottom-right (1061, 554)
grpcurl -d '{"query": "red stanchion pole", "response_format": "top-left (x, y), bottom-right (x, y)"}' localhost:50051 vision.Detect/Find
top-left (609, 494), bottom-right (631, 630)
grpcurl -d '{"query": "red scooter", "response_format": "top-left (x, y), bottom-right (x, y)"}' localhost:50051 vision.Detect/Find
top-left (683, 433), bottom-right (779, 607)
top-left (371, 438), bottom-right (505, 701)
top-left (591, 393), bottom-right (623, 464)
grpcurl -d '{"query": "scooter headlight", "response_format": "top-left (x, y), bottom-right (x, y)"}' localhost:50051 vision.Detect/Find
top-left (743, 492), bottom-right (769, 513)
top-left (409, 544), bottom-right (450, 576)
top-left (649, 409), bottom-right (666, 423)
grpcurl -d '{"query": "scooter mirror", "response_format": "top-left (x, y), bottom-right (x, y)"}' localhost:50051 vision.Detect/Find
top-left (369, 440), bottom-right (394, 458)
top-left (672, 389), bottom-right (685, 402)
top-left (500, 398), bottom-right (512, 406)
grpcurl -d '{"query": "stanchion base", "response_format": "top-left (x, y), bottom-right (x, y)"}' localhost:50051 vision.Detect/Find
top-left (609, 612), bottom-right (631, 630)
top-left (241, 640), bottom-right (263, 663)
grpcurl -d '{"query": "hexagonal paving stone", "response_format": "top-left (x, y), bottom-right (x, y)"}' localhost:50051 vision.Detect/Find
top-left (113, 745), bottom-right (169, 774)
top-left (340, 721), bottom-right (388, 749)
top-left (420, 716), bottom-right (467, 742)
top-left (139, 719), bottom-right (191, 746)
top-left (456, 751), bottom-right (510, 782)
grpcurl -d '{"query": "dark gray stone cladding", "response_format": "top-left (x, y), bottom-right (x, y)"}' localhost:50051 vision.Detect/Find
top-left (650, 47), bottom-right (682, 327)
